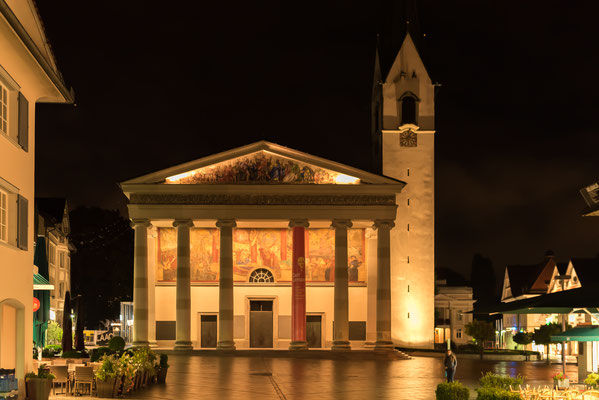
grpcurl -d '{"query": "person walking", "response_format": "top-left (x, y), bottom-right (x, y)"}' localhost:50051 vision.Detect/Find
top-left (444, 350), bottom-right (457, 382)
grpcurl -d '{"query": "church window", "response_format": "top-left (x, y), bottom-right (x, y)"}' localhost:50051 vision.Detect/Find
top-left (249, 268), bottom-right (275, 283)
top-left (407, 223), bottom-right (410, 232)
top-left (400, 95), bottom-right (417, 125)
top-left (456, 329), bottom-right (462, 339)
top-left (407, 198), bottom-right (410, 206)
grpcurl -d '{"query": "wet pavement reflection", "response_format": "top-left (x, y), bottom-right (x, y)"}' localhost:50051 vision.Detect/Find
top-left (126, 354), bottom-right (578, 400)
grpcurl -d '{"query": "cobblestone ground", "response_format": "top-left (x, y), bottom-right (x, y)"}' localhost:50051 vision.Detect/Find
top-left (121, 354), bottom-right (578, 400)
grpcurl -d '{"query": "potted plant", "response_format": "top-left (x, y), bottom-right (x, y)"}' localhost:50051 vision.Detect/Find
top-left (95, 355), bottom-right (120, 398)
top-left (156, 354), bottom-right (169, 384)
top-left (25, 367), bottom-right (55, 400)
top-left (585, 373), bottom-right (599, 389)
top-left (118, 352), bottom-right (136, 395)
top-left (553, 372), bottom-right (569, 389)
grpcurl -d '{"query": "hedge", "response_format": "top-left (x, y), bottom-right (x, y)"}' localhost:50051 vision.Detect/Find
top-left (476, 387), bottom-right (521, 400)
top-left (436, 382), bottom-right (470, 400)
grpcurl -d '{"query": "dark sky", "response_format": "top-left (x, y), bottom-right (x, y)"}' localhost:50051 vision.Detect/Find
top-left (35, 1), bottom-right (599, 283)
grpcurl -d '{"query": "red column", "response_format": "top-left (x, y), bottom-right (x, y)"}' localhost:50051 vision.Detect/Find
top-left (289, 220), bottom-right (309, 350)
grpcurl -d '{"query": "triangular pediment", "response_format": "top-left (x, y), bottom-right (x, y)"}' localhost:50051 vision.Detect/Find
top-left (122, 141), bottom-right (403, 186)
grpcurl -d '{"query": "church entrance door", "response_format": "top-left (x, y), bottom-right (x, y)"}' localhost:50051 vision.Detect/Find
top-left (249, 300), bottom-right (273, 348)
top-left (306, 315), bottom-right (322, 348)
top-left (200, 314), bottom-right (217, 348)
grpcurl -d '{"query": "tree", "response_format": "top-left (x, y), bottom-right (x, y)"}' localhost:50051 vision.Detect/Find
top-left (512, 331), bottom-right (533, 349)
top-left (531, 323), bottom-right (562, 364)
top-left (470, 254), bottom-right (496, 307)
top-left (513, 331), bottom-right (533, 360)
top-left (61, 291), bottom-right (73, 352)
top-left (465, 319), bottom-right (495, 359)
top-left (46, 321), bottom-right (63, 345)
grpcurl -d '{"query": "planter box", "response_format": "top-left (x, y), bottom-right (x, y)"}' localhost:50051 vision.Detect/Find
top-left (25, 378), bottom-right (52, 400)
top-left (556, 379), bottom-right (569, 389)
top-left (157, 367), bottom-right (168, 384)
top-left (96, 377), bottom-right (117, 398)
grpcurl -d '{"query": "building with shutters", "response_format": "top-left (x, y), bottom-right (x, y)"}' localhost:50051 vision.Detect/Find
top-left (0, 0), bottom-right (73, 391)
top-left (35, 198), bottom-right (74, 324)
top-left (120, 32), bottom-right (436, 350)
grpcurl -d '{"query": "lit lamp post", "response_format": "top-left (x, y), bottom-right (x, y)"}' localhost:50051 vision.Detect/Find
top-left (555, 274), bottom-right (571, 375)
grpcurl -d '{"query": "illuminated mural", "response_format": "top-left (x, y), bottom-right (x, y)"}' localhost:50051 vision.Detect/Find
top-left (164, 151), bottom-right (360, 185)
top-left (156, 228), bottom-right (366, 283)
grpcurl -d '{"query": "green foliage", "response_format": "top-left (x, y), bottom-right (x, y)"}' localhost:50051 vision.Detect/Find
top-left (585, 373), bottom-right (599, 388)
top-left (90, 347), bottom-right (115, 362)
top-left (531, 323), bottom-right (562, 346)
top-left (476, 387), bottom-right (521, 400)
top-left (42, 344), bottom-right (62, 358)
top-left (466, 320), bottom-right (495, 358)
top-left (108, 336), bottom-right (126, 353)
top-left (479, 372), bottom-right (523, 390)
top-left (159, 354), bottom-right (169, 369)
top-left (25, 366), bottom-right (55, 381)
top-left (61, 350), bottom-right (88, 359)
top-left (46, 321), bottom-right (63, 345)
top-left (512, 332), bottom-right (532, 347)
top-left (95, 354), bottom-right (120, 382)
top-left (436, 382), bottom-right (469, 400)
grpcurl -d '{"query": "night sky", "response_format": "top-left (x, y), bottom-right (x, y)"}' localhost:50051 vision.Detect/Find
top-left (34, 1), bottom-right (599, 283)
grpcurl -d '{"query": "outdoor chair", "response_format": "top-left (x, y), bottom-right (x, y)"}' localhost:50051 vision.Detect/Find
top-left (49, 365), bottom-right (69, 395)
top-left (582, 390), bottom-right (599, 399)
top-left (52, 358), bottom-right (67, 365)
top-left (73, 366), bottom-right (94, 396)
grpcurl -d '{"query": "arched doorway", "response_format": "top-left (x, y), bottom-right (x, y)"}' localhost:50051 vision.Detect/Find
top-left (0, 298), bottom-right (26, 379)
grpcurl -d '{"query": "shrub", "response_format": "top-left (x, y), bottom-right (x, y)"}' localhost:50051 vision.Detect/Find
top-left (46, 321), bottom-right (63, 345)
top-left (585, 373), bottom-right (599, 388)
top-left (108, 336), bottom-right (126, 353)
top-left (436, 382), bottom-right (469, 400)
top-left (95, 354), bottom-right (120, 382)
top-left (45, 344), bottom-right (62, 353)
top-left (25, 366), bottom-right (55, 381)
top-left (479, 372), bottom-right (523, 390)
top-left (61, 350), bottom-right (88, 359)
top-left (159, 354), bottom-right (169, 369)
top-left (476, 387), bottom-right (521, 400)
top-left (90, 347), bottom-right (115, 362)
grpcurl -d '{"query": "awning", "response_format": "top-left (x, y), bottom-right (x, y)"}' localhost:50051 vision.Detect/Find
top-left (552, 326), bottom-right (599, 342)
top-left (33, 273), bottom-right (54, 290)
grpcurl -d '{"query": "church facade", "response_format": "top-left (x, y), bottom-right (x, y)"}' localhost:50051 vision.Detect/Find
top-left (121, 33), bottom-right (435, 350)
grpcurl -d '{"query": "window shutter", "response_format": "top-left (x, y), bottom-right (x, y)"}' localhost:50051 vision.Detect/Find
top-left (18, 92), bottom-right (29, 152)
top-left (17, 194), bottom-right (28, 250)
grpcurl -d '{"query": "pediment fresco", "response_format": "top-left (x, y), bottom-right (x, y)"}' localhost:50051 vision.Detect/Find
top-left (165, 151), bottom-right (360, 184)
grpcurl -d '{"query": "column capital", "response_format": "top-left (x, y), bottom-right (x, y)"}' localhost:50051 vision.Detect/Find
top-left (131, 219), bottom-right (152, 229)
top-left (373, 219), bottom-right (395, 230)
top-left (330, 219), bottom-right (352, 229)
top-left (173, 219), bottom-right (194, 228)
top-left (216, 219), bottom-right (237, 228)
top-left (289, 219), bottom-right (309, 228)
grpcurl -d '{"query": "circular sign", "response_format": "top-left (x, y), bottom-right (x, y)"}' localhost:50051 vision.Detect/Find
top-left (33, 297), bottom-right (40, 312)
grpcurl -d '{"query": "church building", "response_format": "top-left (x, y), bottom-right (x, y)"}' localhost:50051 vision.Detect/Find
top-left (120, 32), bottom-right (435, 350)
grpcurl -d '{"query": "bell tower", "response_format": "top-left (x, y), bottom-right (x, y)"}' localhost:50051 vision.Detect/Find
top-left (372, 31), bottom-right (435, 348)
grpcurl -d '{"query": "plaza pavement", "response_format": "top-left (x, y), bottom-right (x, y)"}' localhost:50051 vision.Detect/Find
top-left (50, 353), bottom-right (579, 400)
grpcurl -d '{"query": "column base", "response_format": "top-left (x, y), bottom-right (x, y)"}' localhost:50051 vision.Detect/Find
top-left (149, 340), bottom-right (158, 348)
top-left (331, 341), bottom-right (351, 351)
top-left (174, 341), bottom-right (193, 350)
top-left (216, 341), bottom-right (236, 350)
top-left (363, 341), bottom-right (376, 348)
top-left (373, 341), bottom-right (394, 351)
top-left (132, 341), bottom-right (150, 347)
top-left (289, 341), bottom-right (308, 350)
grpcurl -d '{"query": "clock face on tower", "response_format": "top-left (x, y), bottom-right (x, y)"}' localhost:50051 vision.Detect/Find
top-left (400, 129), bottom-right (417, 147)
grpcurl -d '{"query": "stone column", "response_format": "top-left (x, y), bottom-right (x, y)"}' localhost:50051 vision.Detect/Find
top-left (131, 219), bottom-right (151, 346)
top-left (331, 219), bottom-right (352, 350)
top-left (365, 229), bottom-right (378, 346)
top-left (217, 219), bottom-right (236, 350)
top-left (174, 219), bottom-right (194, 350)
top-left (373, 219), bottom-right (395, 350)
top-left (289, 219), bottom-right (309, 350)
